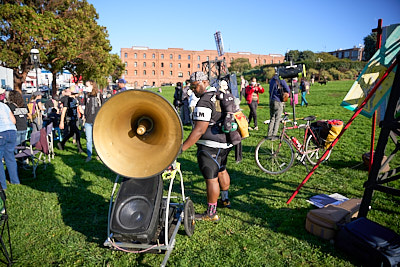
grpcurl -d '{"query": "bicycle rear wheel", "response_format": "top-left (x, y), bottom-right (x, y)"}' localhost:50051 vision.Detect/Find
top-left (305, 134), bottom-right (332, 165)
top-left (255, 137), bottom-right (294, 175)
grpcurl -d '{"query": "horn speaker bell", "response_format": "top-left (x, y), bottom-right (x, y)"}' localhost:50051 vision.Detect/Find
top-left (93, 90), bottom-right (183, 179)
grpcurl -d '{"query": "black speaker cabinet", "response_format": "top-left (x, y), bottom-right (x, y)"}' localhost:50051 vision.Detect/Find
top-left (110, 175), bottom-right (163, 244)
top-left (278, 64), bottom-right (303, 79)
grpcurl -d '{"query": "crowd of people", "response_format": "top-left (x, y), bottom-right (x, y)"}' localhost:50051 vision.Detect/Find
top-left (0, 79), bottom-right (130, 189)
top-left (1, 73), bottom-right (312, 222)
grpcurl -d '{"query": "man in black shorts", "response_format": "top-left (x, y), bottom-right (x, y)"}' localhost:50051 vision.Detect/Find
top-left (57, 88), bottom-right (83, 153)
top-left (181, 71), bottom-right (233, 222)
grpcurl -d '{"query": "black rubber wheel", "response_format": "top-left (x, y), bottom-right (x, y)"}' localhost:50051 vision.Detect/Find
top-left (183, 199), bottom-right (195, 237)
top-left (255, 137), bottom-right (294, 174)
top-left (305, 134), bottom-right (332, 165)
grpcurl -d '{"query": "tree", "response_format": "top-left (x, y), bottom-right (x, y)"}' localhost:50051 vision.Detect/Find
top-left (1, 0), bottom-right (124, 95)
top-left (315, 52), bottom-right (339, 62)
top-left (285, 50), bottom-right (300, 62)
top-left (298, 50), bottom-right (316, 62)
top-left (228, 58), bottom-right (251, 74)
top-left (364, 32), bottom-right (377, 61)
top-left (0, 3), bottom-right (58, 91)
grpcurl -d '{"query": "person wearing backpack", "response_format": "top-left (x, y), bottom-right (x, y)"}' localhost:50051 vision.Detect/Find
top-left (181, 71), bottom-right (233, 222)
top-left (28, 91), bottom-right (45, 133)
top-left (267, 74), bottom-right (290, 139)
top-left (82, 80), bottom-right (103, 162)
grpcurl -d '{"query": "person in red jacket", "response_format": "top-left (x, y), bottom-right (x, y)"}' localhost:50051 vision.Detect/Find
top-left (245, 77), bottom-right (264, 130)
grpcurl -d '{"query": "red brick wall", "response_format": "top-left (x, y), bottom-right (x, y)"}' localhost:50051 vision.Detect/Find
top-left (121, 46), bottom-right (284, 88)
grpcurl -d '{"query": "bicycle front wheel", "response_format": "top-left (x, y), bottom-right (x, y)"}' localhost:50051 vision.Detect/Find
top-left (255, 137), bottom-right (294, 175)
top-left (305, 134), bottom-right (332, 165)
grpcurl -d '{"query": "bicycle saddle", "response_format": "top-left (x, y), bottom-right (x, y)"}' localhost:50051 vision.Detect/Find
top-left (303, 116), bottom-right (316, 121)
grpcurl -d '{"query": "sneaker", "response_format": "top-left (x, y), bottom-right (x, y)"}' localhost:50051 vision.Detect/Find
top-left (219, 198), bottom-right (231, 208)
top-left (248, 126), bottom-right (253, 131)
top-left (85, 157), bottom-right (92, 162)
top-left (194, 212), bottom-right (220, 222)
top-left (254, 126), bottom-right (259, 131)
top-left (57, 142), bottom-right (64, 150)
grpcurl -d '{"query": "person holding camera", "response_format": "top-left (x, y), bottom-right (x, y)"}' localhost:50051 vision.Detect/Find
top-left (245, 77), bottom-right (264, 130)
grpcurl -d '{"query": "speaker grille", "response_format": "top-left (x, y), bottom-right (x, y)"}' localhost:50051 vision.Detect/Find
top-left (116, 196), bottom-right (152, 230)
top-left (110, 175), bottom-right (163, 243)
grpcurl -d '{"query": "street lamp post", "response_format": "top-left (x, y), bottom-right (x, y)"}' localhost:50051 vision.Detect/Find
top-left (30, 48), bottom-right (40, 92)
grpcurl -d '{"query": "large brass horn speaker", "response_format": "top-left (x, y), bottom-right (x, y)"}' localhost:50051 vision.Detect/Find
top-left (93, 90), bottom-right (183, 178)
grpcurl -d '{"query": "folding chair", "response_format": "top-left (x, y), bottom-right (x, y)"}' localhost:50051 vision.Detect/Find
top-left (15, 131), bottom-right (46, 178)
top-left (46, 123), bottom-right (55, 161)
top-left (0, 189), bottom-right (12, 265)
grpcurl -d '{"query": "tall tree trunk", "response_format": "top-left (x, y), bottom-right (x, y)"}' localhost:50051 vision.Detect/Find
top-left (13, 68), bottom-right (27, 94)
top-left (51, 70), bottom-right (57, 97)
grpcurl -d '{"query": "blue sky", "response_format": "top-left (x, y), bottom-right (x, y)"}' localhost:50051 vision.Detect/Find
top-left (87, 0), bottom-right (400, 56)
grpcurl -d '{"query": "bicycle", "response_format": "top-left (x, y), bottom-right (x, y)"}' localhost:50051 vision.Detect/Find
top-left (255, 113), bottom-right (332, 175)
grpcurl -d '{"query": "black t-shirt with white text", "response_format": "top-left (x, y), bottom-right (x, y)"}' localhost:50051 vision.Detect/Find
top-left (8, 103), bottom-right (28, 131)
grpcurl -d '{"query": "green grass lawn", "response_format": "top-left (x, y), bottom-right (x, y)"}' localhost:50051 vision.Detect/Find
top-left (4, 80), bottom-right (400, 266)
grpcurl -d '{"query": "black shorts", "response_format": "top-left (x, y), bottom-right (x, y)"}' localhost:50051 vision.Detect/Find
top-left (196, 144), bottom-right (231, 180)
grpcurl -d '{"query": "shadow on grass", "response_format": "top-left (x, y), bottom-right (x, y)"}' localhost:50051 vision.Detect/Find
top-left (178, 154), bottom-right (354, 264)
top-left (22, 149), bottom-right (113, 246)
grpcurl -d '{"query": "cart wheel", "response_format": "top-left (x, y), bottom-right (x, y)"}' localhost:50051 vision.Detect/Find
top-left (184, 199), bottom-right (195, 237)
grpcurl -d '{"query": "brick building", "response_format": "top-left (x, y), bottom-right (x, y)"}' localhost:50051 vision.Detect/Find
top-left (328, 46), bottom-right (364, 61)
top-left (120, 46), bottom-right (284, 88)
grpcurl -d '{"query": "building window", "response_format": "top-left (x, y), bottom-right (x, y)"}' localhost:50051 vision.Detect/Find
top-left (161, 70), bottom-right (164, 76)
top-left (178, 55), bottom-right (181, 59)
top-left (197, 56), bottom-right (200, 61)
top-left (254, 59), bottom-right (257, 64)
top-left (188, 71), bottom-right (190, 76)
top-left (125, 70), bottom-right (128, 75)
top-left (143, 62), bottom-right (146, 67)
top-left (178, 72), bottom-right (183, 77)
top-left (124, 53), bottom-right (128, 58)
top-left (170, 63), bottom-right (173, 68)
top-left (263, 59), bottom-right (266, 64)
top-left (134, 62), bottom-right (137, 67)
top-left (134, 53), bottom-right (137, 59)
top-left (161, 62), bottom-right (164, 67)
top-left (170, 54), bottom-right (173, 59)
top-left (125, 62), bottom-right (127, 67)
top-left (206, 56), bottom-right (209, 61)
top-left (231, 57), bottom-right (234, 62)
top-left (188, 63), bottom-right (190, 68)
top-left (271, 60), bottom-right (273, 64)
top-left (152, 62), bottom-right (155, 67)
top-left (188, 55), bottom-right (191, 60)
top-left (170, 71), bottom-right (173, 76)
top-left (161, 54), bottom-right (164, 59)
top-left (143, 70), bottom-right (146, 75)
top-left (178, 63), bottom-right (181, 68)
top-left (143, 53), bottom-right (146, 59)
top-left (197, 64), bottom-right (200, 68)
top-left (152, 53), bottom-right (155, 59)
top-left (344, 51), bottom-right (350, 58)
top-left (134, 70), bottom-right (137, 75)
top-left (152, 70), bottom-right (155, 75)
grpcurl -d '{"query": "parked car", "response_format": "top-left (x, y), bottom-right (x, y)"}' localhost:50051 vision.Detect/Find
top-left (161, 83), bottom-right (173, 86)
top-left (23, 86), bottom-right (37, 94)
top-left (1, 85), bottom-right (13, 91)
